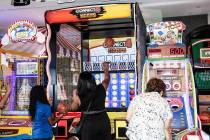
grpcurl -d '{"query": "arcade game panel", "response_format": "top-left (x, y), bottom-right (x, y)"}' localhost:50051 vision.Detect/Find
top-left (45, 3), bottom-right (146, 140)
top-left (186, 25), bottom-right (210, 135)
top-left (0, 20), bottom-right (47, 140)
top-left (142, 21), bottom-right (209, 140)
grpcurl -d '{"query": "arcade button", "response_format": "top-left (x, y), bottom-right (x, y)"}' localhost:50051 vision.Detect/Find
top-left (121, 85), bottom-right (126, 90)
top-left (165, 81), bottom-right (172, 91)
top-left (112, 85), bottom-right (117, 90)
top-left (112, 74), bottom-right (117, 79)
top-left (130, 95), bottom-right (134, 101)
top-left (121, 97), bottom-right (126, 101)
top-left (113, 102), bottom-right (118, 107)
top-left (129, 89), bottom-right (135, 95)
top-left (112, 79), bottom-right (117, 84)
top-left (129, 79), bottom-right (135, 84)
top-left (112, 97), bottom-right (117, 102)
top-left (121, 91), bottom-right (126, 96)
top-left (172, 82), bottom-right (181, 91)
top-left (120, 73), bottom-right (126, 79)
top-left (121, 102), bottom-right (126, 107)
top-left (96, 80), bottom-right (100, 85)
top-left (112, 91), bottom-right (117, 96)
top-left (129, 84), bottom-right (135, 89)
top-left (120, 79), bottom-right (126, 84)
top-left (128, 73), bottom-right (134, 78)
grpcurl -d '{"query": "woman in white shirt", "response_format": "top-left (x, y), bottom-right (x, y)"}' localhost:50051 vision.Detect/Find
top-left (126, 78), bottom-right (173, 140)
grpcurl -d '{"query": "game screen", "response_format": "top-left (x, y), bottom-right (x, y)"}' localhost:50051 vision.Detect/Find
top-left (94, 72), bottom-right (136, 108)
top-left (82, 29), bottom-right (136, 109)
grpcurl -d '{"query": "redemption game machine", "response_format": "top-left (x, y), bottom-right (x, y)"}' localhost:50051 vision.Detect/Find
top-left (186, 25), bottom-right (210, 134)
top-left (45, 2), bottom-right (146, 139)
top-left (0, 20), bottom-right (47, 139)
top-left (142, 21), bottom-right (209, 140)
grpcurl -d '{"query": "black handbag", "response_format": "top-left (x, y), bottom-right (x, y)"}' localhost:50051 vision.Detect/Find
top-left (72, 101), bottom-right (92, 135)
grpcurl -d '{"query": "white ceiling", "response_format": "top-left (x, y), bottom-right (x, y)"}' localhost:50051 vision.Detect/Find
top-left (0, 0), bottom-right (210, 37)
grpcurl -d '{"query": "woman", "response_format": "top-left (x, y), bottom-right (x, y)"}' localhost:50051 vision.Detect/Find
top-left (126, 78), bottom-right (173, 140)
top-left (29, 85), bottom-right (64, 140)
top-left (70, 62), bottom-right (112, 140)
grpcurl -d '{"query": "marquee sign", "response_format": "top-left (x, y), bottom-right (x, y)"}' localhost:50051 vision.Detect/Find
top-left (45, 4), bottom-right (131, 24)
top-left (89, 37), bottom-right (136, 63)
top-left (147, 21), bottom-right (186, 45)
top-left (72, 7), bottom-right (105, 19)
top-left (8, 20), bottom-right (37, 42)
top-left (200, 48), bottom-right (210, 59)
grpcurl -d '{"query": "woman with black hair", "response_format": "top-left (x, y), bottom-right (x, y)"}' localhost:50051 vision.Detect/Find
top-left (29, 85), bottom-right (64, 140)
top-left (126, 78), bottom-right (173, 140)
top-left (70, 62), bottom-right (112, 140)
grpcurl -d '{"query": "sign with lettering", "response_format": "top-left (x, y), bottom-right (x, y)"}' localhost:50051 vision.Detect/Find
top-left (200, 48), bottom-right (210, 59)
top-left (147, 21), bottom-right (186, 45)
top-left (147, 45), bottom-right (186, 59)
top-left (46, 4), bottom-right (131, 23)
top-left (89, 37), bottom-right (136, 63)
top-left (8, 20), bottom-right (37, 42)
top-left (72, 7), bottom-right (105, 19)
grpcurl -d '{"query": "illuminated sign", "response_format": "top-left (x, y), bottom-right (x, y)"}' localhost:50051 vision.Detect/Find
top-left (200, 48), bottom-right (210, 59)
top-left (147, 21), bottom-right (186, 45)
top-left (89, 37), bottom-right (136, 63)
top-left (72, 7), bottom-right (105, 19)
top-left (147, 45), bottom-right (186, 59)
top-left (103, 38), bottom-right (132, 53)
top-left (46, 4), bottom-right (131, 23)
top-left (8, 20), bottom-right (37, 42)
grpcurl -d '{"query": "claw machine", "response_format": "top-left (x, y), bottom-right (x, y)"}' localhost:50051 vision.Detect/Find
top-left (0, 20), bottom-right (47, 140)
top-left (45, 2), bottom-right (146, 139)
top-left (143, 21), bottom-right (209, 140)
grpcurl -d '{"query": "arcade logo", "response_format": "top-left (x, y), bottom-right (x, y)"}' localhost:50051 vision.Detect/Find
top-left (103, 38), bottom-right (132, 53)
top-left (72, 7), bottom-right (105, 19)
top-left (8, 20), bottom-right (37, 43)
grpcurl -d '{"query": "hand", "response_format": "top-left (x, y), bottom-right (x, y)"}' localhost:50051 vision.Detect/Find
top-left (102, 61), bottom-right (110, 71)
top-left (70, 89), bottom-right (81, 111)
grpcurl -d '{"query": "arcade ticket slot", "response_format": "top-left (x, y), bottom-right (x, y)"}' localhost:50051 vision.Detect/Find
top-left (142, 21), bottom-right (202, 139)
top-left (45, 3), bottom-right (146, 139)
top-left (0, 21), bottom-right (47, 140)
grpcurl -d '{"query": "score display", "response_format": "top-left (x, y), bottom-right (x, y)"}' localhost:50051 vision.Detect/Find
top-left (170, 48), bottom-right (185, 55)
top-left (147, 45), bottom-right (186, 59)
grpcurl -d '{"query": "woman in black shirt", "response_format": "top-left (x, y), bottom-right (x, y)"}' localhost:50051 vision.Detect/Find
top-left (70, 62), bottom-right (111, 140)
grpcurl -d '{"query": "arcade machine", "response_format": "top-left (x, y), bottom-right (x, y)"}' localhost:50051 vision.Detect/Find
top-left (142, 21), bottom-right (208, 139)
top-left (186, 25), bottom-right (210, 134)
top-left (45, 3), bottom-right (146, 139)
top-left (0, 20), bottom-right (47, 139)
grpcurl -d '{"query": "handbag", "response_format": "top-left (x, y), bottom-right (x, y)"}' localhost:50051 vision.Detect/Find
top-left (72, 101), bottom-right (92, 135)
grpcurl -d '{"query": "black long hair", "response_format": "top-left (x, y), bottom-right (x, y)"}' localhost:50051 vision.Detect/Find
top-left (29, 85), bottom-right (50, 120)
top-left (77, 71), bottom-right (96, 110)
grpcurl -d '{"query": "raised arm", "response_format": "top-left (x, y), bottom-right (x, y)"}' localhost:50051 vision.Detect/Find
top-left (70, 89), bottom-right (81, 111)
top-left (102, 62), bottom-right (110, 90)
top-left (0, 80), bottom-right (12, 109)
